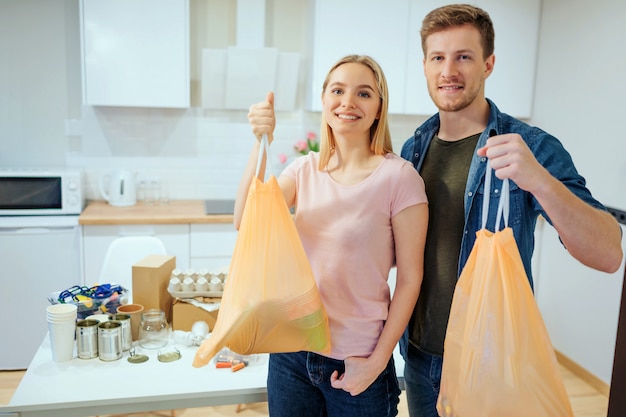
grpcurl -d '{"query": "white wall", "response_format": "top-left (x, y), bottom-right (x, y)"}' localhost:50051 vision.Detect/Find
top-left (531, 0), bottom-right (626, 385)
top-left (531, 0), bottom-right (626, 211)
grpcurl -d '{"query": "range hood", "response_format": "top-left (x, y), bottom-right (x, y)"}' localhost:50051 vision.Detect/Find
top-left (201, 0), bottom-right (300, 111)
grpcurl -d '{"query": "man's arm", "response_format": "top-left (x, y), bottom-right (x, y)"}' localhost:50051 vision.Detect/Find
top-left (479, 133), bottom-right (623, 273)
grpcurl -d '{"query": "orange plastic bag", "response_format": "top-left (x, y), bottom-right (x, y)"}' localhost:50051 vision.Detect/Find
top-left (193, 137), bottom-right (330, 368)
top-left (437, 162), bottom-right (574, 417)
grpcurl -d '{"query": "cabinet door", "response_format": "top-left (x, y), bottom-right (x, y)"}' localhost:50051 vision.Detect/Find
top-left (408, 0), bottom-right (540, 118)
top-left (0, 226), bottom-right (81, 369)
top-left (82, 224), bottom-right (190, 284)
top-left (190, 224), bottom-right (238, 271)
top-left (80, 0), bottom-right (190, 108)
top-left (477, 0), bottom-right (540, 119)
top-left (307, 0), bottom-right (412, 114)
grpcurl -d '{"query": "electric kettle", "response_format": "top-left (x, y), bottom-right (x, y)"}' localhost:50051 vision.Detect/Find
top-left (99, 170), bottom-right (137, 206)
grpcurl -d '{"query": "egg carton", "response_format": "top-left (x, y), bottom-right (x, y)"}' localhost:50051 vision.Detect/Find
top-left (167, 267), bottom-right (227, 299)
top-left (168, 290), bottom-right (224, 299)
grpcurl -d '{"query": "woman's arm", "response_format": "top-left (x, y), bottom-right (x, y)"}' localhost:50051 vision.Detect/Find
top-left (370, 202), bottom-right (428, 371)
top-left (233, 92), bottom-right (275, 230)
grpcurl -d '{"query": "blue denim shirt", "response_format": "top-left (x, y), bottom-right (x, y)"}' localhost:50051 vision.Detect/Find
top-left (400, 99), bottom-right (607, 289)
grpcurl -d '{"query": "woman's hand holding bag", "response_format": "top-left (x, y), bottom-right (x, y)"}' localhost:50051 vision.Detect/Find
top-left (193, 136), bottom-right (330, 368)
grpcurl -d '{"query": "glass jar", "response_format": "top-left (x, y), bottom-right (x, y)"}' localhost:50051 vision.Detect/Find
top-left (138, 309), bottom-right (169, 349)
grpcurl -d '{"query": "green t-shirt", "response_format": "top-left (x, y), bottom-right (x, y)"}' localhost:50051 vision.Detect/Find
top-left (409, 133), bottom-right (480, 356)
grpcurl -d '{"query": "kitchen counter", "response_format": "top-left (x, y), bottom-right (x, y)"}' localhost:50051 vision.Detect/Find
top-left (79, 200), bottom-right (234, 225)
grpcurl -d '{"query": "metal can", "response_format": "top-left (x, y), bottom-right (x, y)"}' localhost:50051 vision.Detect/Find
top-left (98, 321), bottom-right (122, 361)
top-left (76, 319), bottom-right (99, 359)
top-left (110, 313), bottom-right (132, 351)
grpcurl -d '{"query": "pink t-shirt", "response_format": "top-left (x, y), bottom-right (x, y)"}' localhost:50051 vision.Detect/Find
top-left (281, 152), bottom-right (427, 359)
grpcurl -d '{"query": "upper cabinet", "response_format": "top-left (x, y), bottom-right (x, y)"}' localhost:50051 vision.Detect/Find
top-left (80, 0), bottom-right (190, 108)
top-left (307, 0), bottom-right (414, 115)
top-left (308, 0), bottom-right (540, 118)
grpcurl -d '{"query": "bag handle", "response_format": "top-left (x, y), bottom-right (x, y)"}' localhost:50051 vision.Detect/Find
top-left (255, 134), bottom-right (275, 180)
top-left (481, 159), bottom-right (510, 230)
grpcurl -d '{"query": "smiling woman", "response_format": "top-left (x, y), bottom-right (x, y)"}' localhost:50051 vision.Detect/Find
top-left (234, 54), bottom-right (429, 417)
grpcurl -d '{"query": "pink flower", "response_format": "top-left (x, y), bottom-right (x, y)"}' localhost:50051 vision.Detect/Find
top-left (294, 140), bottom-right (308, 153)
top-left (293, 131), bottom-right (320, 155)
top-left (278, 153), bottom-right (288, 164)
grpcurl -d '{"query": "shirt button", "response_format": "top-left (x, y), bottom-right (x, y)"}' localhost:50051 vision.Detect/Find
top-left (495, 189), bottom-right (499, 194)
top-left (414, 153), bottom-right (419, 158)
top-left (468, 192), bottom-right (473, 197)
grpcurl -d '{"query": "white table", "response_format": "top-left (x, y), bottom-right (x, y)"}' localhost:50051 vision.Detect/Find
top-left (0, 334), bottom-right (269, 417)
top-left (0, 334), bottom-right (405, 417)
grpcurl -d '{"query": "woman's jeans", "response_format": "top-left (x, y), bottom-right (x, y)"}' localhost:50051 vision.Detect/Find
top-left (403, 343), bottom-right (443, 417)
top-left (267, 351), bottom-right (400, 417)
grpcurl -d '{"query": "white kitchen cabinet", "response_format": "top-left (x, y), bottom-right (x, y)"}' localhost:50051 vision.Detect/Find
top-left (307, 0), bottom-right (413, 115)
top-left (190, 224), bottom-right (238, 271)
top-left (308, 0), bottom-right (539, 118)
top-left (82, 224), bottom-right (190, 284)
top-left (80, 0), bottom-right (190, 108)
top-left (0, 218), bottom-right (82, 370)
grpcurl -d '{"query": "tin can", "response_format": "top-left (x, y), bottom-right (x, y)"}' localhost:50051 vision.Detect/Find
top-left (98, 321), bottom-right (122, 361)
top-left (76, 319), bottom-right (99, 359)
top-left (110, 313), bottom-right (132, 351)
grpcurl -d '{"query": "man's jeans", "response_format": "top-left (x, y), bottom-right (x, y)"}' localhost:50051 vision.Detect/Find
top-left (403, 343), bottom-right (443, 417)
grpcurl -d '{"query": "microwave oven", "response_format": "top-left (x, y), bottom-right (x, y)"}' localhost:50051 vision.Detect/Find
top-left (0, 169), bottom-right (85, 216)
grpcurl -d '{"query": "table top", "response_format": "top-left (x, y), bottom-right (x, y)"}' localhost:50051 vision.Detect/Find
top-left (1, 334), bottom-right (406, 417)
top-left (0, 334), bottom-right (268, 417)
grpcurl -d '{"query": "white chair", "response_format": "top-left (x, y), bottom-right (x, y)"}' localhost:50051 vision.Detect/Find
top-left (97, 235), bottom-right (177, 417)
top-left (99, 236), bottom-right (168, 303)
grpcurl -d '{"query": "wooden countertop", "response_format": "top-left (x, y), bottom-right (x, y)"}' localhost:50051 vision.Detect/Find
top-left (79, 200), bottom-right (234, 225)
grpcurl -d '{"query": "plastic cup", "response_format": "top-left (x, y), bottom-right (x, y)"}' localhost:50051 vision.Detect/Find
top-left (47, 303), bottom-right (78, 319)
top-left (47, 314), bottom-right (77, 362)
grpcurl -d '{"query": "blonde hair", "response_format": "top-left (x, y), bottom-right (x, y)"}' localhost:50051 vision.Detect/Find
top-left (317, 54), bottom-right (393, 170)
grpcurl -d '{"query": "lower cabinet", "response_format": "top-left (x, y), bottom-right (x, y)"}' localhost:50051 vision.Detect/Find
top-left (82, 224), bottom-right (190, 284)
top-left (82, 223), bottom-right (239, 285)
top-left (189, 224), bottom-right (238, 271)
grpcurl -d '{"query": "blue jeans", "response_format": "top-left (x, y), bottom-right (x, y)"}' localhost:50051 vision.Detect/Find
top-left (267, 351), bottom-right (400, 417)
top-left (403, 343), bottom-right (442, 417)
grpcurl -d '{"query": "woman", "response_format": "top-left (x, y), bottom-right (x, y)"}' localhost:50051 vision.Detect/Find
top-left (234, 55), bottom-right (428, 417)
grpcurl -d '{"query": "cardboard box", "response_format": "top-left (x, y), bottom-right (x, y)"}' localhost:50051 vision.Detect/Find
top-left (132, 254), bottom-right (176, 323)
top-left (172, 299), bottom-right (219, 332)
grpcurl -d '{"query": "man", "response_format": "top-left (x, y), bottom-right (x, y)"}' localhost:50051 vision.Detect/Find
top-left (399, 4), bottom-right (623, 416)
